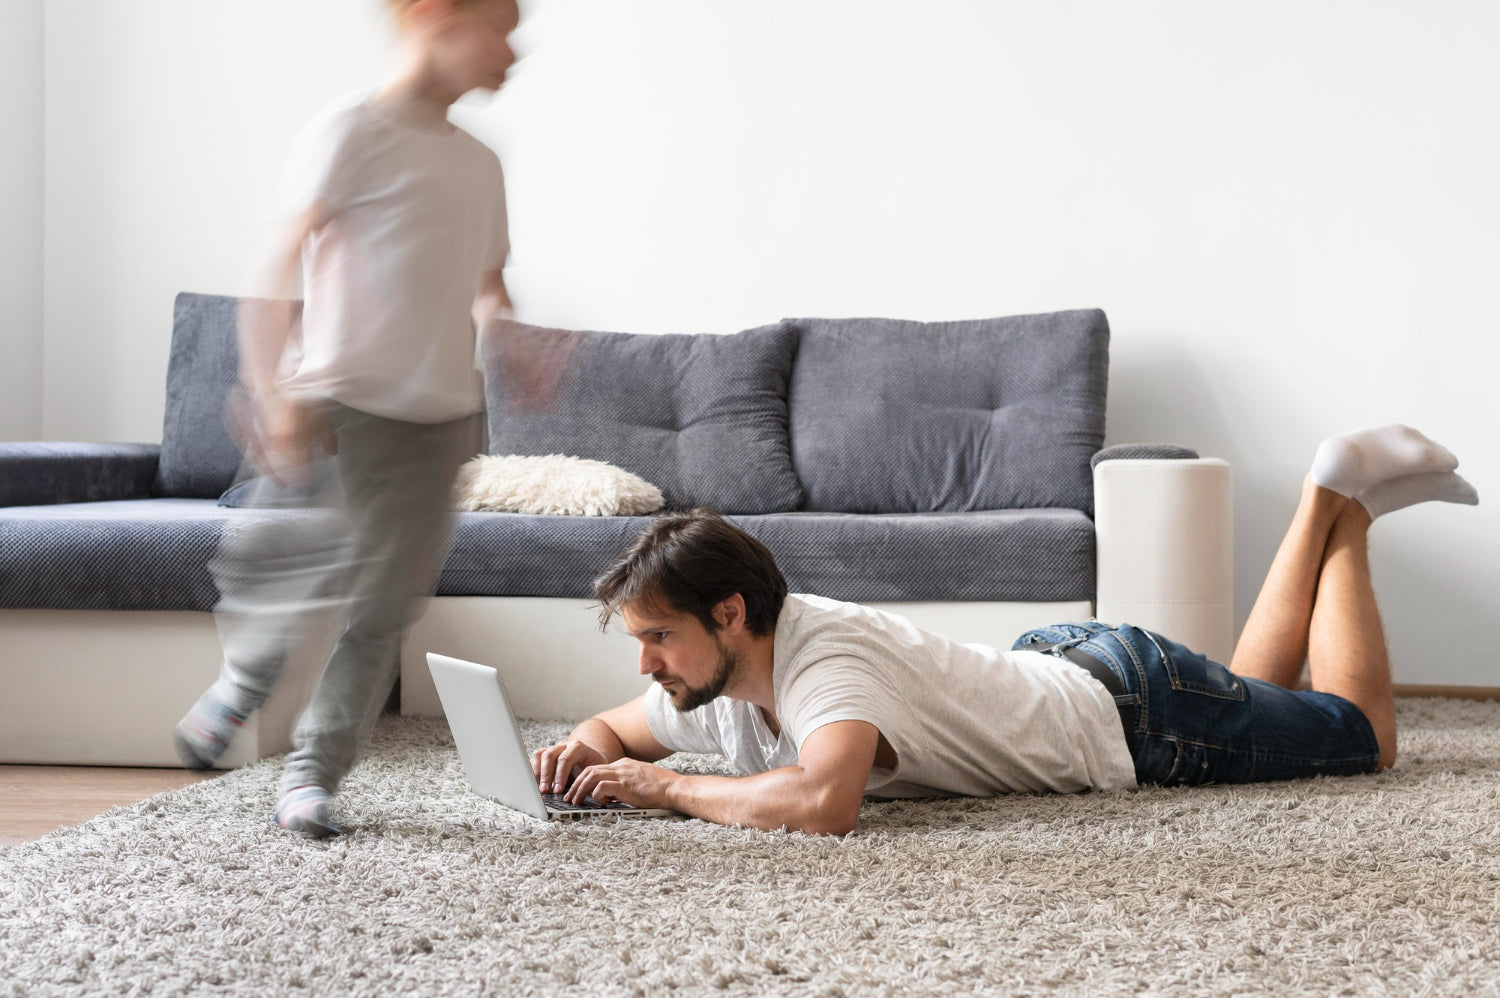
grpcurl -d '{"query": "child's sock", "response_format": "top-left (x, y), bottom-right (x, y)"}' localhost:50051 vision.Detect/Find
top-left (1356, 471), bottom-right (1479, 520)
top-left (1310, 424), bottom-right (1459, 497)
top-left (172, 684), bottom-right (250, 771)
top-left (273, 785), bottom-right (344, 839)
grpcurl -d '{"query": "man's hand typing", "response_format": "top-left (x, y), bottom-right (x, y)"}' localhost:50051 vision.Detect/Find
top-left (530, 738), bottom-right (610, 795)
top-left (564, 758), bottom-right (682, 810)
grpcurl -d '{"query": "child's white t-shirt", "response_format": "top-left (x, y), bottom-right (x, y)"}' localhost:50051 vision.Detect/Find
top-left (274, 93), bottom-right (510, 423)
top-left (645, 594), bottom-right (1138, 798)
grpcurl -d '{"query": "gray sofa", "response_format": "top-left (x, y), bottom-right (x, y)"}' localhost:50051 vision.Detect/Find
top-left (0, 293), bottom-right (1234, 766)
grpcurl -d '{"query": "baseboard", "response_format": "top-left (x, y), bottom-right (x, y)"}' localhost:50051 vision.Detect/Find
top-left (1393, 684), bottom-right (1500, 702)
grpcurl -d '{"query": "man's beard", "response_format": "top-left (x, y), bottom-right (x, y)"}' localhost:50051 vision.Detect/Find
top-left (667, 638), bottom-right (738, 713)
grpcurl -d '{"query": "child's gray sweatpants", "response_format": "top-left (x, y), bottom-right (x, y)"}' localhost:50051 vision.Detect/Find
top-left (207, 401), bottom-right (480, 796)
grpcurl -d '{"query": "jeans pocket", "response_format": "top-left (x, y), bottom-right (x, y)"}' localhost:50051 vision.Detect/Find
top-left (1138, 735), bottom-right (1233, 787)
top-left (1144, 629), bottom-right (1246, 702)
top-left (1132, 734), bottom-right (1185, 785)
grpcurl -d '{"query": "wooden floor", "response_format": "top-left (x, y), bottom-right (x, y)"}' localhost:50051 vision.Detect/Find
top-left (0, 766), bottom-right (216, 847)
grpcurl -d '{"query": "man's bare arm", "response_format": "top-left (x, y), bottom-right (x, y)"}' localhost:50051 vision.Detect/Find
top-left (569, 719), bottom-right (879, 836)
top-left (529, 693), bottom-right (672, 794)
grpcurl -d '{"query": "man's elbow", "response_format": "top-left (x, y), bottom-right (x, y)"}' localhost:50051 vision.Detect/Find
top-left (801, 816), bottom-right (858, 837)
top-left (793, 791), bottom-right (861, 836)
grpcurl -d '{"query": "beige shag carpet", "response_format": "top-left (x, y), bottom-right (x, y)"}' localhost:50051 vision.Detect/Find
top-left (3, 698), bottom-right (1499, 997)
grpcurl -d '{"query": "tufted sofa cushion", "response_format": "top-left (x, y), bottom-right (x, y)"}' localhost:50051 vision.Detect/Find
top-left (481, 319), bottom-right (803, 514)
top-left (785, 310), bottom-right (1109, 515)
top-left (154, 292), bottom-right (247, 499)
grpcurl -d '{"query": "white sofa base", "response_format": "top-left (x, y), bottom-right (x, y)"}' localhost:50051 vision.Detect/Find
top-left (0, 608), bottom-right (337, 767)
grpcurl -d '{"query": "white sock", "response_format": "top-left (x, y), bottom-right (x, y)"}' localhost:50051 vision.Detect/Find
top-left (273, 785), bottom-right (343, 839)
top-left (1357, 471), bottom-right (1479, 520)
top-left (1309, 424), bottom-right (1459, 497)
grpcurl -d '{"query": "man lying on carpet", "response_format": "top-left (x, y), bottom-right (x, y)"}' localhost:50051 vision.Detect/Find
top-left (530, 424), bottom-right (1478, 835)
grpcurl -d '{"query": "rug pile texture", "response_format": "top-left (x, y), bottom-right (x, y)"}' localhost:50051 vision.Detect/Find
top-left (3, 698), bottom-right (1499, 996)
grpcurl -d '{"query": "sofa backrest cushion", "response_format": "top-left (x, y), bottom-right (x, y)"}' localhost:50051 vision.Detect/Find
top-left (785, 309), bottom-right (1109, 514)
top-left (482, 319), bottom-right (804, 514)
top-left (154, 292), bottom-right (246, 499)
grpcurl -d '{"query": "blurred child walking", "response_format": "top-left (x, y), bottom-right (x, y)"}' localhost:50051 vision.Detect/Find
top-left (173, 0), bottom-right (520, 838)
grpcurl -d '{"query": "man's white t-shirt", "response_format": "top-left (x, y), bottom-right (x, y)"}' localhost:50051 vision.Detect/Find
top-left (274, 93), bottom-right (510, 423)
top-left (645, 595), bottom-right (1137, 798)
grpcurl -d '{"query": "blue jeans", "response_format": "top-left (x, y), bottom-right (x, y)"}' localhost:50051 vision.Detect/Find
top-left (1014, 621), bottom-right (1380, 786)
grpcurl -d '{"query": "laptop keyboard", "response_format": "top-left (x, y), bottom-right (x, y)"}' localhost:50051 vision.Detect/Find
top-left (542, 792), bottom-right (637, 812)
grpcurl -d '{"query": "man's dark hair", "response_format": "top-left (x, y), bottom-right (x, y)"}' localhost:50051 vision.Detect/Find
top-left (592, 509), bottom-right (788, 636)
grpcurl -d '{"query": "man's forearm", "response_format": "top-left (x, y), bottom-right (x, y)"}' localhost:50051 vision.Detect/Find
top-left (569, 720), bottom-right (874, 833)
top-left (568, 717), bottom-right (627, 763)
top-left (667, 767), bottom-right (859, 836)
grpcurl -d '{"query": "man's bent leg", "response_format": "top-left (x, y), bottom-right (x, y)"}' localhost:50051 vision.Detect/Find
top-left (1305, 502), bottom-right (1397, 770)
top-left (1235, 426), bottom-right (1474, 690)
top-left (1230, 478), bottom-right (1346, 689)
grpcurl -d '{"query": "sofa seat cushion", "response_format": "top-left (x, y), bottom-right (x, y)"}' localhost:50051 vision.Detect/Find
top-left (439, 508), bottom-right (1094, 603)
top-left (1, 499), bottom-right (246, 612)
top-left (2, 502), bottom-right (1094, 613)
top-left (786, 310), bottom-right (1109, 515)
top-left (481, 319), bottom-right (803, 514)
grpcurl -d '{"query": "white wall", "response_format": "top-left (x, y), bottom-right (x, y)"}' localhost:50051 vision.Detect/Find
top-left (40, 0), bottom-right (1499, 684)
top-left (42, 0), bottom-right (392, 445)
top-left (0, 0), bottom-right (43, 440)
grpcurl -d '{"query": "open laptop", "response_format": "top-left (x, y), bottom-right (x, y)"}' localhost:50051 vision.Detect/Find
top-left (426, 652), bottom-right (679, 821)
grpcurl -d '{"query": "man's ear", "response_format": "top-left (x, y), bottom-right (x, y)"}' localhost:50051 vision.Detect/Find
top-left (714, 594), bottom-right (748, 634)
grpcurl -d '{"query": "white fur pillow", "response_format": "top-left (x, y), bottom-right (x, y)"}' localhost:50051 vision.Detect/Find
top-left (452, 454), bottom-right (665, 516)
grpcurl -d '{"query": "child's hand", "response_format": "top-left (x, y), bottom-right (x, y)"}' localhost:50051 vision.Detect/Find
top-left (492, 325), bottom-right (579, 412)
top-left (228, 388), bottom-right (336, 487)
